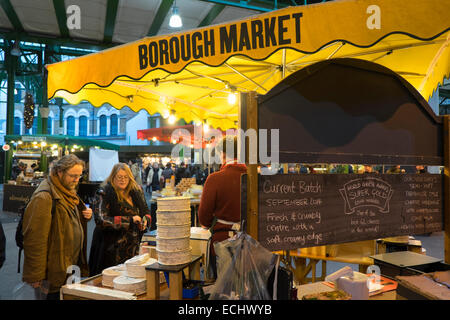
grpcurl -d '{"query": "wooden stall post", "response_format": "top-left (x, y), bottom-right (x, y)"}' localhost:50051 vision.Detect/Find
top-left (444, 115), bottom-right (450, 264)
top-left (239, 91), bottom-right (259, 239)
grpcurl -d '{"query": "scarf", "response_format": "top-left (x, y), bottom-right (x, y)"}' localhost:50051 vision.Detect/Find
top-left (50, 174), bottom-right (80, 210)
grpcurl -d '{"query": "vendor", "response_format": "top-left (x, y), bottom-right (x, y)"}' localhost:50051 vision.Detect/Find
top-left (198, 135), bottom-right (246, 279)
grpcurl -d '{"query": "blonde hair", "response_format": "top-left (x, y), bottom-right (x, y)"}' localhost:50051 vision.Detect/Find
top-left (103, 163), bottom-right (140, 202)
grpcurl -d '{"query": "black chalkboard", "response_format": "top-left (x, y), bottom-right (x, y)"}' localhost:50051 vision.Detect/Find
top-left (255, 173), bottom-right (443, 251)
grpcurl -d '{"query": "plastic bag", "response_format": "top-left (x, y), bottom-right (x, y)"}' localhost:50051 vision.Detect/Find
top-left (209, 232), bottom-right (277, 300)
top-left (12, 282), bottom-right (39, 300)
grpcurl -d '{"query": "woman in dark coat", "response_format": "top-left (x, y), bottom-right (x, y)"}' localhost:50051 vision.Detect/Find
top-left (88, 163), bottom-right (151, 276)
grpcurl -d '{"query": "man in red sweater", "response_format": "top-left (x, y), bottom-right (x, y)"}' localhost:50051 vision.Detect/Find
top-left (198, 135), bottom-right (247, 279)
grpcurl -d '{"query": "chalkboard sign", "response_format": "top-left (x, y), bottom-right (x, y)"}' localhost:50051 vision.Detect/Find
top-left (256, 174), bottom-right (443, 251)
top-left (2, 184), bottom-right (38, 213)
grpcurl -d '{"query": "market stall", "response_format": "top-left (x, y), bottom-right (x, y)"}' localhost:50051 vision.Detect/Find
top-left (45, 0), bottom-right (450, 300)
top-left (240, 57), bottom-right (449, 298)
top-left (2, 134), bottom-right (120, 212)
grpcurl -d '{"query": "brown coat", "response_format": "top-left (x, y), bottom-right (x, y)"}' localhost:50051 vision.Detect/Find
top-left (22, 178), bottom-right (90, 293)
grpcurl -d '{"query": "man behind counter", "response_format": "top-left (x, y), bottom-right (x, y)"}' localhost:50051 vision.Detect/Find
top-left (198, 135), bottom-right (246, 279)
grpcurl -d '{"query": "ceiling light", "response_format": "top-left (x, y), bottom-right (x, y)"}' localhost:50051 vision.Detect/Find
top-left (169, 2), bottom-right (182, 28)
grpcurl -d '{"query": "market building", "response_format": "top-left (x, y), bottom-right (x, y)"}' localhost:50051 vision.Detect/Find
top-left (0, 0), bottom-right (449, 305)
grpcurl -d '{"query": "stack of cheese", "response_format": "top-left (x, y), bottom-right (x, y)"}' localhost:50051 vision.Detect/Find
top-left (102, 264), bottom-right (126, 288)
top-left (112, 253), bottom-right (157, 295)
top-left (156, 197), bottom-right (192, 265)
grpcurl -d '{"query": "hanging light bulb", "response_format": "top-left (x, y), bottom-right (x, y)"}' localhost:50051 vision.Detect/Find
top-left (168, 109), bottom-right (176, 125)
top-left (152, 137), bottom-right (157, 142)
top-left (203, 121), bottom-right (209, 133)
top-left (41, 142), bottom-right (47, 147)
top-left (228, 91), bottom-right (237, 105)
top-left (10, 41), bottom-right (21, 57)
top-left (162, 109), bottom-right (170, 119)
top-left (169, 1), bottom-right (182, 28)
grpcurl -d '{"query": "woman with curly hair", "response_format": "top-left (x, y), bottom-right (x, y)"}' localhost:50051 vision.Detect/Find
top-left (88, 163), bottom-right (151, 276)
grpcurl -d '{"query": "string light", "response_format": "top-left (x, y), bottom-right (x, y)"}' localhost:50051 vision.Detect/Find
top-left (24, 92), bottom-right (35, 129)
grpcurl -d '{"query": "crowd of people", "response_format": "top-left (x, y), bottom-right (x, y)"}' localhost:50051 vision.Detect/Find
top-left (127, 159), bottom-right (212, 197)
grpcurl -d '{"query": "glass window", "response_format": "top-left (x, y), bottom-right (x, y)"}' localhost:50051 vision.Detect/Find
top-left (110, 114), bottom-right (118, 136)
top-left (31, 117), bottom-right (37, 135)
top-left (99, 115), bottom-right (107, 136)
top-left (47, 117), bottom-right (52, 134)
top-left (14, 117), bottom-right (21, 134)
top-left (79, 116), bottom-right (87, 136)
top-left (67, 116), bottom-right (75, 136)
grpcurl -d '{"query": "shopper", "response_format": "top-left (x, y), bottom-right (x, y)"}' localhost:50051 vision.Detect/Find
top-left (175, 162), bottom-right (190, 185)
top-left (11, 159), bottom-right (21, 180)
top-left (146, 162), bottom-right (163, 199)
top-left (22, 154), bottom-right (92, 300)
top-left (161, 163), bottom-right (174, 186)
top-left (198, 136), bottom-right (247, 279)
top-left (89, 163), bottom-right (151, 276)
top-left (0, 221), bottom-right (5, 269)
top-left (129, 159), bottom-right (143, 187)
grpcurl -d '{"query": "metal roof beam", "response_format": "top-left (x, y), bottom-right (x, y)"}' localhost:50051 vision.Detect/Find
top-left (0, 29), bottom-right (116, 51)
top-left (198, 4), bottom-right (225, 27)
top-left (52, 0), bottom-right (69, 38)
top-left (147, 0), bottom-right (174, 37)
top-left (197, 0), bottom-right (288, 12)
top-left (0, 0), bottom-right (24, 32)
top-left (104, 0), bottom-right (120, 43)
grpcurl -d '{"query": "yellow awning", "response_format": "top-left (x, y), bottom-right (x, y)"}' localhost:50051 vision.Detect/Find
top-left (47, 0), bottom-right (450, 130)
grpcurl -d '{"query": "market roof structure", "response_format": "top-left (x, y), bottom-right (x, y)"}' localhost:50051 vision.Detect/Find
top-left (46, 0), bottom-right (450, 130)
top-left (0, 0), bottom-right (299, 50)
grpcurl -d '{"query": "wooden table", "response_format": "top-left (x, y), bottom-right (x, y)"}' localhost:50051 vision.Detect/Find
top-left (146, 255), bottom-right (202, 300)
top-left (61, 255), bottom-right (202, 301)
top-left (274, 250), bottom-right (374, 284)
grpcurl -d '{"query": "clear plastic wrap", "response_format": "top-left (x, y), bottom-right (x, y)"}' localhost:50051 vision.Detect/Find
top-left (209, 232), bottom-right (277, 300)
top-left (12, 282), bottom-right (39, 300)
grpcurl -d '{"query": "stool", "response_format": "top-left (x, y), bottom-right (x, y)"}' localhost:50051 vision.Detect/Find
top-left (146, 255), bottom-right (202, 300)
